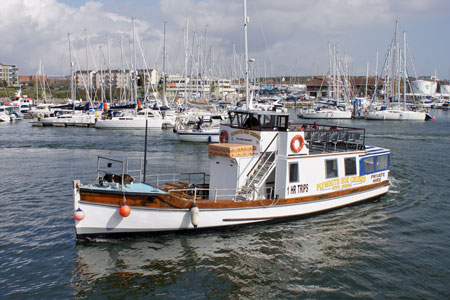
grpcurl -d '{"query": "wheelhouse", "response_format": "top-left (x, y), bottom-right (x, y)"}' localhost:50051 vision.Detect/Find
top-left (227, 110), bottom-right (289, 131)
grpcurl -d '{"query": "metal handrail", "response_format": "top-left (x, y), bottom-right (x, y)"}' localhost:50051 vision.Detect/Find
top-left (246, 132), bottom-right (278, 177)
top-left (168, 186), bottom-right (276, 202)
top-left (146, 172), bottom-right (208, 186)
top-left (96, 156), bottom-right (125, 190)
top-left (245, 152), bottom-right (276, 189)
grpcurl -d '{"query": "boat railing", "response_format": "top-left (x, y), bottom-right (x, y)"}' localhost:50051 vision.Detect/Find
top-left (145, 172), bottom-right (209, 187)
top-left (168, 186), bottom-right (276, 203)
top-left (291, 123), bottom-right (365, 152)
top-left (246, 132), bottom-right (278, 177)
top-left (96, 156), bottom-right (145, 190)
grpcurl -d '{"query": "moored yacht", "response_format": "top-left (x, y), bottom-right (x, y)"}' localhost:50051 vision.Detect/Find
top-left (173, 114), bottom-right (225, 143)
top-left (95, 109), bottom-right (164, 129)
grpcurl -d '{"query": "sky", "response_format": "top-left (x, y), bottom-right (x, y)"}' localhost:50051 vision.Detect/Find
top-left (1, 0), bottom-right (449, 79)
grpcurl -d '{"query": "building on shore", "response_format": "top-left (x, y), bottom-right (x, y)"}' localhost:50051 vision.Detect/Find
top-left (74, 69), bottom-right (159, 90)
top-left (0, 63), bottom-right (19, 87)
top-left (304, 76), bottom-right (382, 99)
top-left (165, 74), bottom-right (236, 101)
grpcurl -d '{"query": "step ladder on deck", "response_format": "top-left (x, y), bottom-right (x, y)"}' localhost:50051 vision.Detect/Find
top-left (236, 134), bottom-right (278, 200)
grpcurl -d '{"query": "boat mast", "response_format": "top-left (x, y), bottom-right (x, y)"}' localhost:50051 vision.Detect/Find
top-left (42, 61), bottom-right (47, 102)
top-left (365, 61), bottom-right (369, 100)
top-left (85, 28), bottom-right (89, 103)
top-left (243, 0), bottom-right (252, 109)
top-left (162, 22), bottom-right (167, 105)
top-left (132, 18), bottom-right (138, 105)
top-left (403, 30), bottom-right (407, 111)
top-left (68, 33), bottom-right (75, 102)
top-left (107, 34), bottom-right (112, 101)
top-left (184, 16), bottom-right (189, 106)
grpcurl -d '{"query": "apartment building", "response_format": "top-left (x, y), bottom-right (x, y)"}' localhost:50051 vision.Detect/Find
top-left (0, 63), bottom-right (19, 87)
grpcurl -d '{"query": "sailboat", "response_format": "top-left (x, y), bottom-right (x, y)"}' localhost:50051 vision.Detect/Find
top-left (299, 43), bottom-right (352, 119)
top-left (72, 0), bottom-right (391, 239)
top-left (95, 20), bottom-right (164, 129)
top-left (366, 23), bottom-right (430, 121)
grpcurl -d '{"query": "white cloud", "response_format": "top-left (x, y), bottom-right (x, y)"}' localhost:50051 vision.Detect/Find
top-left (0, 0), bottom-right (448, 77)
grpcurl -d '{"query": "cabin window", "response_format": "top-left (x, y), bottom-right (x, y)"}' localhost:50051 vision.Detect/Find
top-left (277, 116), bottom-right (288, 129)
top-left (261, 115), bottom-right (275, 129)
top-left (325, 159), bottom-right (338, 179)
top-left (376, 155), bottom-right (389, 171)
top-left (289, 163), bottom-right (299, 182)
top-left (360, 155), bottom-right (390, 175)
top-left (361, 158), bottom-right (375, 174)
top-left (243, 114), bottom-right (260, 129)
top-left (344, 157), bottom-right (357, 176)
top-left (230, 112), bottom-right (244, 127)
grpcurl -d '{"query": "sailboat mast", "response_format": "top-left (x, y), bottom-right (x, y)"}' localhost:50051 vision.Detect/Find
top-left (107, 34), bottom-right (112, 101)
top-left (85, 29), bottom-right (89, 102)
top-left (243, 0), bottom-right (251, 109)
top-left (403, 30), bottom-right (407, 110)
top-left (132, 18), bottom-right (138, 104)
top-left (68, 33), bottom-right (75, 102)
top-left (162, 22), bottom-right (167, 105)
top-left (184, 16), bottom-right (189, 105)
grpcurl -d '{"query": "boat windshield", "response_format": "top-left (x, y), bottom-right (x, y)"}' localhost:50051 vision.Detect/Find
top-left (228, 111), bottom-right (288, 131)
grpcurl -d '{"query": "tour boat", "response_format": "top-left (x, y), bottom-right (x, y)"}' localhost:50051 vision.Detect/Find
top-left (73, 109), bottom-right (391, 239)
top-left (72, 0), bottom-right (390, 239)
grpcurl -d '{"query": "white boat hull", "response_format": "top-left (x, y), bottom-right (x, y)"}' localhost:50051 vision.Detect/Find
top-left (301, 109), bottom-right (352, 119)
top-left (74, 183), bottom-right (388, 237)
top-left (366, 110), bottom-right (426, 120)
top-left (176, 131), bottom-right (219, 143)
top-left (95, 117), bottom-right (163, 129)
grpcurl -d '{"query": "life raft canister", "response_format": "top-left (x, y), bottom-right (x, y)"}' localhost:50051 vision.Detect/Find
top-left (220, 130), bottom-right (229, 143)
top-left (290, 135), bottom-right (305, 153)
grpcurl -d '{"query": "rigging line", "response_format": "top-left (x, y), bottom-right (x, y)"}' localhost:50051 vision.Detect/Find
top-left (153, 26), bottom-right (164, 75)
top-left (251, 0), bottom-right (274, 76)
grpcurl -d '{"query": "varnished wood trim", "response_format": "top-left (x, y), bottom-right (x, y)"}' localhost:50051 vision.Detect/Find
top-left (80, 180), bottom-right (389, 210)
top-left (164, 180), bottom-right (389, 209)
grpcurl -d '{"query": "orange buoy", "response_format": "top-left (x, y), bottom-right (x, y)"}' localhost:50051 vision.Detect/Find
top-left (119, 203), bottom-right (131, 217)
top-left (74, 208), bottom-right (85, 221)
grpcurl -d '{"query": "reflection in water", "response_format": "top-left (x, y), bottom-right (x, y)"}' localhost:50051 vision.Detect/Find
top-left (72, 204), bottom-right (389, 298)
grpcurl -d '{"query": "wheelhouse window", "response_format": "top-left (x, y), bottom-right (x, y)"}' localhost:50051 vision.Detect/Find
top-left (376, 155), bottom-right (389, 171)
top-left (276, 115), bottom-right (288, 129)
top-left (361, 154), bottom-right (390, 175)
top-left (228, 111), bottom-right (288, 131)
top-left (325, 159), bottom-right (338, 179)
top-left (289, 163), bottom-right (299, 183)
top-left (344, 157), bottom-right (357, 176)
top-left (261, 115), bottom-right (275, 129)
top-left (361, 158), bottom-right (375, 175)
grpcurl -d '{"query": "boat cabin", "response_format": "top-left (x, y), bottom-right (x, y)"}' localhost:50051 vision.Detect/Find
top-left (208, 109), bottom-right (389, 202)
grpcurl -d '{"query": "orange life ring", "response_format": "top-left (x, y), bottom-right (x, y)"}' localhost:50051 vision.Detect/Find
top-left (290, 135), bottom-right (304, 153)
top-left (220, 130), bottom-right (229, 143)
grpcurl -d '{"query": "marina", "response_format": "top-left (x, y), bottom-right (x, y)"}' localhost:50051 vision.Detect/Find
top-left (1, 0), bottom-right (449, 298)
top-left (0, 109), bottom-right (448, 298)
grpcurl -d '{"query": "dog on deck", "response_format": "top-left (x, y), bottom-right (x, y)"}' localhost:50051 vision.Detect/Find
top-left (103, 173), bottom-right (134, 185)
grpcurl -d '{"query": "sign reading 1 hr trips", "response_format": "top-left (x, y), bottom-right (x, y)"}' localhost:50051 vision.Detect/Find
top-left (316, 176), bottom-right (366, 192)
top-left (287, 183), bottom-right (309, 195)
